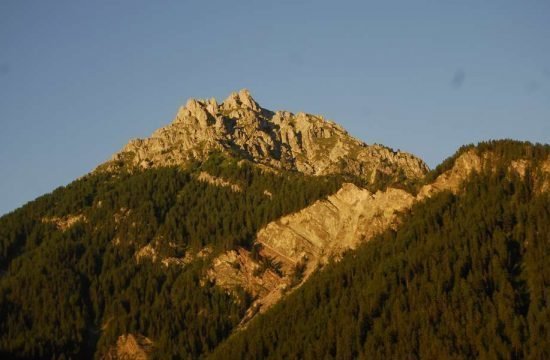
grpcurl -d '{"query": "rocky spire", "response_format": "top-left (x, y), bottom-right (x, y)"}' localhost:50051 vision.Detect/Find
top-left (222, 89), bottom-right (261, 111)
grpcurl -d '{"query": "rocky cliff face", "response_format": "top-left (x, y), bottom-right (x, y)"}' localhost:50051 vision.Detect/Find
top-left (103, 89), bottom-right (428, 183)
top-left (418, 149), bottom-right (550, 199)
top-left (256, 183), bottom-right (414, 272)
top-left (417, 150), bottom-right (484, 200)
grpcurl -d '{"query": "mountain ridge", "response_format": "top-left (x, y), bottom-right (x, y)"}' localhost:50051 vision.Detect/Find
top-left (210, 141), bottom-right (550, 359)
top-left (101, 89), bottom-right (428, 185)
top-left (203, 141), bottom-right (550, 328)
top-left (0, 86), bottom-right (548, 359)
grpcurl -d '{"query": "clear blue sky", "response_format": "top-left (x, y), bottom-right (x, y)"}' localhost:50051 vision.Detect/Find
top-left (1, 1), bottom-right (549, 215)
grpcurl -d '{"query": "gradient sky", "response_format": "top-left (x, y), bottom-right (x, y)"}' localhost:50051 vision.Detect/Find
top-left (1, 1), bottom-right (549, 215)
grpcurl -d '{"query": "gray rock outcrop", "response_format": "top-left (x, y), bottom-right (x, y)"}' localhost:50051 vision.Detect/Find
top-left (103, 89), bottom-right (429, 183)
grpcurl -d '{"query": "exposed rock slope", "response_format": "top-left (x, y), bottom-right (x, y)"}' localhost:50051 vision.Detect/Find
top-left (196, 171), bottom-right (242, 192)
top-left (41, 213), bottom-right (85, 231)
top-left (103, 334), bottom-right (153, 360)
top-left (418, 149), bottom-right (550, 199)
top-left (417, 149), bottom-right (484, 200)
top-left (209, 183), bottom-right (415, 325)
top-left (103, 89), bottom-right (428, 183)
top-left (257, 183), bottom-right (414, 272)
top-left (209, 148), bottom-right (550, 324)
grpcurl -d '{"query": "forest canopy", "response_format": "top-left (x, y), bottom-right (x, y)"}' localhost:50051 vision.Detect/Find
top-left (0, 141), bottom-right (548, 359)
top-left (0, 154), bottom-right (342, 358)
top-left (211, 144), bottom-right (550, 359)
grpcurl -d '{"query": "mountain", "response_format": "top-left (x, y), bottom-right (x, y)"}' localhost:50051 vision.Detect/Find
top-left (0, 90), bottom-right (548, 359)
top-left (101, 89), bottom-right (428, 186)
top-left (207, 141), bottom-right (550, 329)
top-left (211, 141), bottom-right (550, 360)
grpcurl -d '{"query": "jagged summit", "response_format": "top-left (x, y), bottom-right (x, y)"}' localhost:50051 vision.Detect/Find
top-left (222, 88), bottom-right (261, 111)
top-left (103, 89), bottom-right (429, 183)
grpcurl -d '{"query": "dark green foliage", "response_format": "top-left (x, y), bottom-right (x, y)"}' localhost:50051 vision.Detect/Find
top-left (0, 155), bottom-right (342, 359)
top-left (289, 260), bottom-right (307, 287)
top-left (211, 148), bottom-right (550, 359)
top-left (96, 260), bottom-right (247, 359)
top-left (1, 141), bottom-right (548, 359)
top-left (155, 156), bottom-right (343, 252)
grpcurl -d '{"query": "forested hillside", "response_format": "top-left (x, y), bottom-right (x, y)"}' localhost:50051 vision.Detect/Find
top-left (211, 141), bottom-right (550, 359)
top-left (0, 141), bottom-right (548, 359)
top-left (0, 154), bottom-right (342, 359)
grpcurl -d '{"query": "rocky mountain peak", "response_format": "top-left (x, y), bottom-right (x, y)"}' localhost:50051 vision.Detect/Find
top-left (222, 89), bottom-right (260, 111)
top-left (103, 90), bottom-right (429, 184)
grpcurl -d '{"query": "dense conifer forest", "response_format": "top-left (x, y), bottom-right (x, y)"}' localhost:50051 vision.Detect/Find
top-left (211, 141), bottom-right (550, 359)
top-left (0, 141), bottom-right (548, 359)
top-left (0, 155), bottom-right (342, 358)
